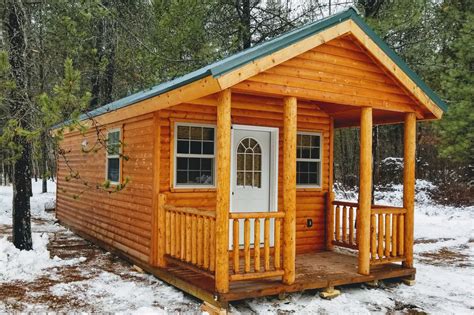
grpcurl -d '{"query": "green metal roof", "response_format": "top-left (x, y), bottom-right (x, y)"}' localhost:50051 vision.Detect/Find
top-left (77, 6), bottom-right (447, 123)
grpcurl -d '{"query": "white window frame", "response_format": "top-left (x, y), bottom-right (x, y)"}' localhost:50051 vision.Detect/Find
top-left (296, 131), bottom-right (322, 188)
top-left (173, 122), bottom-right (217, 189)
top-left (106, 128), bottom-right (122, 185)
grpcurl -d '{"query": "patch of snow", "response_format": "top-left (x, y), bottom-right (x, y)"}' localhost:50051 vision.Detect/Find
top-left (0, 233), bottom-right (85, 283)
top-left (50, 271), bottom-right (193, 313)
top-left (0, 179), bottom-right (56, 224)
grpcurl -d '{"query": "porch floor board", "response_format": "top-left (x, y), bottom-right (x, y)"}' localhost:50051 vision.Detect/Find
top-left (162, 251), bottom-right (416, 304)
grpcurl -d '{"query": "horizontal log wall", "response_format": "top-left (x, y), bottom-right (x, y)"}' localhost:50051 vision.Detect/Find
top-left (159, 93), bottom-right (331, 253)
top-left (56, 114), bottom-right (155, 262)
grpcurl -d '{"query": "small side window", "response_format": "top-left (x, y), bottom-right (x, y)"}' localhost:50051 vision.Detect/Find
top-left (296, 132), bottom-right (322, 187)
top-left (106, 129), bottom-right (121, 183)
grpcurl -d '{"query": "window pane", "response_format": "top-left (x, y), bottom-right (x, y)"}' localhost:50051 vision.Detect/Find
top-left (311, 135), bottom-right (320, 147)
top-left (203, 141), bottom-right (214, 154)
top-left (177, 171), bottom-right (188, 183)
top-left (237, 153), bottom-right (244, 170)
top-left (189, 158), bottom-right (200, 170)
top-left (177, 140), bottom-right (189, 154)
top-left (190, 141), bottom-right (202, 154)
top-left (107, 131), bottom-right (120, 155)
top-left (190, 127), bottom-right (202, 140)
top-left (254, 172), bottom-right (261, 188)
top-left (245, 154), bottom-right (253, 170)
top-left (177, 157), bottom-right (188, 170)
top-left (177, 126), bottom-right (190, 139)
top-left (311, 148), bottom-right (320, 159)
top-left (300, 161), bottom-right (309, 172)
top-left (299, 173), bottom-right (308, 184)
top-left (237, 172), bottom-right (244, 186)
top-left (108, 131), bottom-right (120, 144)
top-left (245, 172), bottom-right (253, 186)
top-left (202, 128), bottom-right (214, 140)
top-left (301, 135), bottom-right (311, 146)
top-left (201, 158), bottom-right (212, 171)
top-left (189, 171), bottom-right (200, 182)
top-left (107, 158), bottom-right (120, 182)
top-left (201, 171), bottom-right (212, 184)
top-left (254, 155), bottom-right (261, 170)
top-left (301, 147), bottom-right (310, 158)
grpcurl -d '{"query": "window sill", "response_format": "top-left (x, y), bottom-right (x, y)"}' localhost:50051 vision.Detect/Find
top-left (170, 187), bottom-right (217, 193)
top-left (296, 187), bottom-right (323, 192)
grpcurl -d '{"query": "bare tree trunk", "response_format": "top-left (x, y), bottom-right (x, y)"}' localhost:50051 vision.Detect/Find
top-left (41, 132), bottom-right (48, 193)
top-left (5, 0), bottom-right (32, 250)
top-left (90, 0), bottom-right (117, 109)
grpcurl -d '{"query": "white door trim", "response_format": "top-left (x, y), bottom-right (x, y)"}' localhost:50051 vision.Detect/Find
top-left (230, 124), bottom-right (279, 213)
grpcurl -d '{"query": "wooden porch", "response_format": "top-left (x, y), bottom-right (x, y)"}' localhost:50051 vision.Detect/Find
top-left (153, 250), bottom-right (415, 305)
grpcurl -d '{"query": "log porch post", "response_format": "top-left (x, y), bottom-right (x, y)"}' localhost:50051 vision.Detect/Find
top-left (326, 117), bottom-right (335, 251)
top-left (283, 96), bottom-right (297, 285)
top-left (215, 89), bottom-right (231, 293)
top-left (358, 107), bottom-right (372, 275)
top-left (403, 112), bottom-right (416, 268)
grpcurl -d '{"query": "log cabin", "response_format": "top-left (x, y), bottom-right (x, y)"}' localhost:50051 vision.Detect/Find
top-left (55, 7), bottom-right (446, 310)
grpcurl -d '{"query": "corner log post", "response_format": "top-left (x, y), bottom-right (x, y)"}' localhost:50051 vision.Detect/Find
top-left (150, 111), bottom-right (165, 267)
top-left (358, 107), bottom-right (372, 275)
top-left (403, 112), bottom-right (416, 268)
top-left (283, 96), bottom-right (297, 285)
top-left (215, 89), bottom-right (231, 293)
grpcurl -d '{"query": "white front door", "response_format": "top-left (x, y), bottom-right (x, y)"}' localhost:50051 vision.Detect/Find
top-left (230, 125), bottom-right (278, 247)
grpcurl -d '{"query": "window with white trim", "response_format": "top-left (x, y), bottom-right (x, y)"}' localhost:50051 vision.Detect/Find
top-left (174, 123), bottom-right (215, 187)
top-left (106, 129), bottom-right (121, 183)
top-left (296, 132), bottom-right (322, 187)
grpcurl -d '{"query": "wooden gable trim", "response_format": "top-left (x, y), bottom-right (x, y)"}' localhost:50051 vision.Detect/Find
top-left (347, 20), bottom-right (443, 119)
top-left (216, 20), bottom-right (352, 90)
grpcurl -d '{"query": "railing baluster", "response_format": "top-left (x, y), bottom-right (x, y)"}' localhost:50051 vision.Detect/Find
top-left (370, 214), bottom-right (376, 259)
top-left (203, 217), bottom-right (209, 269)
top-left (342, 206), bottom-right (347, 243)
top-left (186, 214), bottom-right (192, 262)
top-left (385, 214), bottom-right (391, 258)
top-left (233, 219), bottom-right (240, 274)
top-left (191, 215), bottom-right (197, 264)
top-left (274, 218), bottom-right (281, 269)
top-left (349, 206), bottom-right (354, 245)
top-left (254, 218), bottom-right (261, 272)
top-left (197, 216), bottom-right (203, 266)
top-left (244, 219), bottom-right (251, 273)
top-left (377, 213), bottom-right (384, 259)
top-left (335, 205), bottom-right (341, 242)
top-left (176, 212), bottom-right (181, 258)
top-left (180, 213), bottom-right (186, 260)
top-left (398, 214), bottom-right (404, 255)
top-left (264, 218), bottom-right (270, 271)
top-left (392, 213), bottom-right (398, 257)
top-left (170, 212), bottom-right (176, 257)
top-left (165, 211), bottom-right (170, 254)
top-left (209, 219), bottom-right (215, 272)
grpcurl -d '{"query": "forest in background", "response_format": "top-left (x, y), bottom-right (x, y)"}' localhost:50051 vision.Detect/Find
top-left (0, 0), bottom-right (472, 248)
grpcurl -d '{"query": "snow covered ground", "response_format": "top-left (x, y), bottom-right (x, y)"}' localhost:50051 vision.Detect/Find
top-left (0, 180), bottom-right (473, 314)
